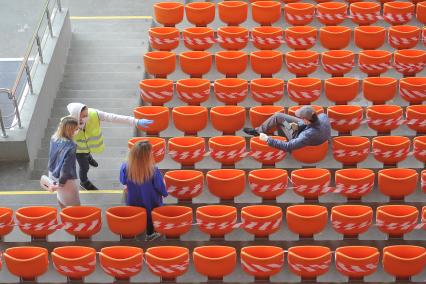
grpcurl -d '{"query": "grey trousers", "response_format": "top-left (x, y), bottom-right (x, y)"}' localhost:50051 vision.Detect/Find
top-left (256, 113), bottom-right (305, 139)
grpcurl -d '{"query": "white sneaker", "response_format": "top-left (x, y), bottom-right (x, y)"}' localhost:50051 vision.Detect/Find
top-left (145, 232), bottom-right (162, 241)
top-left (40, 175), bottom-right (55, 192)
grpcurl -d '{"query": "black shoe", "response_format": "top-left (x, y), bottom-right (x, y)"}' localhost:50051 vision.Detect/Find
top-left (80, 180), bottom-right (99, 191)
top-left (243, 127), bottom-right (260, 137)
top-left (88, 155), bottom-right (98, 168)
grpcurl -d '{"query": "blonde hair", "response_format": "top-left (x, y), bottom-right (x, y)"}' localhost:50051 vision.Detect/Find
top-left (127, 140), bottom-right (155, 184)
top-left (53, 116), bottom-right (78, 140)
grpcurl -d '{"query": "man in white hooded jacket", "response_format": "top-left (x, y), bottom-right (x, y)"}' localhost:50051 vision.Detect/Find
top-left (67, 102), bottom-right (153, 190)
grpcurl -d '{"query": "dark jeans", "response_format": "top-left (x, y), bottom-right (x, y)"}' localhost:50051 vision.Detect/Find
top-left (146, 211), bottom-right (154, 236)
top-left (76, 153), bottom-right (90, 183)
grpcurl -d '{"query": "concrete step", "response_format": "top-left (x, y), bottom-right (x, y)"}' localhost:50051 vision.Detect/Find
top-left (57, 89), bottom-right (139, 99)
top-left (60, 80), bottom-right (139, 90)
top-left (65, 63), bottom-right (142, 73)
top-left (51, 107), bottom-right (135, 118)
top-left (71, 20), bottom-right (153, 33)
top-left (68, 47), bottom-right (144, 57)
top-left (66, 55), bottom-right (141, 64)
top-left (37, 145), bottom-right (128, 157)
top-left (71, 39), bottom-right (145, 48)
top-left (63, 72), bottom-right (143, 82)
top-left (53, 97), bottom-right (139, 108)
top-left (72, 32), bottom-right (148, 41)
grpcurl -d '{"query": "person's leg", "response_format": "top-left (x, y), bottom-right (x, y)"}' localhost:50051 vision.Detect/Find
top-left (76, 153), bottom-right (90, 183)
top-left (256, 113), bottom-right (304, 135)
top-left (146, 211), bottom-right (154, 236)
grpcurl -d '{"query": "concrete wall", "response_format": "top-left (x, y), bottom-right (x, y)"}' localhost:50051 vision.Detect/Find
top-left (0, 9), bottom-right (71, 162)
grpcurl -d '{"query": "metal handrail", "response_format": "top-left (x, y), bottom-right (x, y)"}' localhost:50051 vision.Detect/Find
top-left (0, 0), bottom-right (62, 138)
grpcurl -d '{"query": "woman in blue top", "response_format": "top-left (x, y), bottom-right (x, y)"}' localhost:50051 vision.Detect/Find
top-left (120, 140), bottom-right (168, 241)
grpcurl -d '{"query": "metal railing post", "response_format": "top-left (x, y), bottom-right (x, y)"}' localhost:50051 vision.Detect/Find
top-left (11, 95), bottom-right (22, 129)
top-left (46, 8), bottom-right (54, 37)
top-left (35, 34), bottom-right (44, 64)
top-left (57, 0), bottom-right (62, 12)
top-left (25, 63), bottom-right (34, 94)
top-left (0, 108), bottom-right (7, 138)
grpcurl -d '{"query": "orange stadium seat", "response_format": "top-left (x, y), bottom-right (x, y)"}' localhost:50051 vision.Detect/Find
top-left (206, 169), bottom-right (245, 201)
top-left (106, 206), bottom-right (147, 239)
top-left (52, 246), bottom-right (97, 281)
top-left (168, 136), bottom-right (206, 167)
top-left (193, 246), bottom-right (237, 280)
top-left (241, 205), bottom-right (282, 237)
top-left (172, 106), bottom-right (208, 135)
top-left (185, 2), bottom-right (215, 27)
top-left (128, 137), bottom-right (166, 163)
top-left (59, 206), bottom-right (102, 240)
top-left (331, 205), bottom-right (373, 237)
top-left (152, 206), bottom-right (193, 238)
top-left (196, 205), bottom-right (238, 238)
top-left (164, 170), bottom-right (204, 201)
top-left (286, 205), bottom-right (328, 238)
top-left (248, 169), bottom-right (288, 201)
top-left (99, 246), bottom-right (143, 280)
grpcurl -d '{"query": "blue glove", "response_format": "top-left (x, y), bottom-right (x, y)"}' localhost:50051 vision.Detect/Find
top-left (137, 119), bottom-right (154, 128)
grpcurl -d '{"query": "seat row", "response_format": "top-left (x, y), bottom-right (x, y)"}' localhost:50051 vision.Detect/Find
top-left (150, 25), bottom-right (426, 52)
top-left (153, 1), bottom-right (426, 27)
top-left (134, 104), bottom-right (426, 135)
top-left (140, 77), bottom-right (426, 106)
top-left (144, 49), bottom-right (426, 78)
top-left (1, 204), bottom-right (424, 241)
top-left (2, 245), bottom-right (425, 282)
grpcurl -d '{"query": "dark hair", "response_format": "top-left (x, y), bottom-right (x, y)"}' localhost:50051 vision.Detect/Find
top-left (81, 106), bottom-right (88, 111)
top-left (309, 113), bottom-right (319, 123)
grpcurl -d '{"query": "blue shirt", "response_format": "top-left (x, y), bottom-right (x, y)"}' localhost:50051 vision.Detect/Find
top-left (48, 138), bottom-right (77, 185)
top-left (119, 164), bottom-right (168, 212)
top-left (267, 113), bottom-right (331, 152)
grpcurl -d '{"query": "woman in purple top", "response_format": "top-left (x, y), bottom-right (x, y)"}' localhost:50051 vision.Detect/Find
top-left (120, 141), bottom-right (168, 241)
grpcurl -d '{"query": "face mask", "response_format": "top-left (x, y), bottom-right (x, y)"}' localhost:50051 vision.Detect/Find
top-left (73, 129), bottom-right (80, 136)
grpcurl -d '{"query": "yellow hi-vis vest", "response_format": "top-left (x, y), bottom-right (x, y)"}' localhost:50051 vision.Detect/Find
top-left (74, 109), bottom-right (105, 154)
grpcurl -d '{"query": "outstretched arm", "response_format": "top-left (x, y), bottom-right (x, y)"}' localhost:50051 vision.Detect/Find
top-left (266, 135), bottom-right (308, 152)
top-left (97, 110), bottom-right (138, 126)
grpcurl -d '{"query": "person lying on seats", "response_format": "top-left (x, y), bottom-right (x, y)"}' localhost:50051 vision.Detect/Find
top-left (67, 102), bottom-right (153, 190)
top-left (244, 105), bottom-right (331, 152)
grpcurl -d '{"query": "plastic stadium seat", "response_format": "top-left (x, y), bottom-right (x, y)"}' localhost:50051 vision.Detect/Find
top-left (422, 206), bottom-right (426, 225)
top-left (208, 136), bottom-right (246, 166)
top-left (399, 77), bottom-right (426, 104)
top-left (362, 77), bottom-right (397, 105)
top-left (417, 2), bottom-right (426, 24)
top-left (383, 2), bottom-right (415, 25)
top-left (148, 27), bottom-right (179, 51)
top-left (193, 246), bottom-right (237, 280)
top-left (179, 51), bottom-right (212, 78)
top-left (382, 245), bottom-right (426, 279)
top-left (60, 206), bottom-right (102, 239)
top-left (106, 206), bottom-right (147, 239)
top-left (196, 205), bottom-right (238, 237)
top-left (250, 136), bottom-right (287, 166)
top-left (168, 136), bottom-right (206, 167)
top-left (423, 170), bottom-right (426, 194)
top-left (285, 26), bottom-right (317, 50)
top-left (152, 206), bottom-right (193, 238)
top-left (250, 50), bottom-right (283, 77)
top-left (284, 3), bottom-right (315, 26)
top-left (134, 106), bottom-right (169, 135)
top-left (182, 27), bottom-right (215, 51)
top-left (372, 136), bottom-right (411, 166)
top-left (321, 50), bottom-right (354, 77)
top-left (15, 206), bottom-right (58, 239)
top-left (145, 246), bottom-right (190, 281)
top-left (52, 246), bottom-right (96, 281)
top-left (290, 168), bottom-right (331, 200)
top-left (366, 105), bottom-right (403, 134)
top-left (214, 77), bottom-right (248, 104)
top-left (250, 78), bottom-right (285, 105)
top-left (251, 1), bottom-right (281, 26)
top-left (285, 50), bottom-right (319, 77)
top-left (0, 207), bottom-right (13, 238)
top-left (332, 136), bottom-right (370, 166)
top-left (327, 105), bottom-right (363, 134)
top-left (407, 106), bottom-right (426, 134)
top-left (319, 27), bottom-right (351, 50)
top-left (4, 247), bottom-right (49, 281)
top-left (286, 205), bottom-right (328, 238)
top-left (288, 105), bottom-right (324, 117)
top-left (354, 26), bottom-right (386, 50)
top-left (217, 26), bottom-right (249, 51)
top-left (388, 26), bottom-right (420, 50)
top-left (128, 137), bottom-right (166, 164)
top-left (210, 106), bottom-right (246, 135)
top-left (335, 169), bottom-right (375, 200)
top-left (393, 49), bottom-right (426, 77)
top-left (99, 246), bottom-right (143, 280)
top-left (185, 2), bottom-right (215, 27)
top-left (251, 26), bottom-right (284, 50)
top-left (358, 50), bottom-right (392, 77)
top-left (414, 136), bottom-right (426, 164)
top-left (248, 169), bottom-right (288, 201)
top-left (325, 77), bottom-right (359, 105)
top-left (139, 79), bottom-right (174, 106)
top-left (287, 246), bottom-right (332, 280)
top-left (350, 2), bottom-right (381, 26)
top-left (378, 168), bottom-right (418, 200)
top-left (316, 2), bottom-right (347, 26)
top-left (331, 205), bottom-right (373, 237)
top-left (292, 141), bottom-right (328, 165)
top-left (241, 205), bottom-right (282, 237)
top-left (153, 2), bottom-right (184, 27)
top-left (376, 205), bottom-right (419, 237)
top-left (172, 106), bottom-right (208, 135)
top-left (218, 1), bottom-right (248, 26)
top-left (240, 246), bottom-right (284, 280)
top-left (335, 246), bottom-right (379, 279)
top-left (287, 78), bottom-right (321, 105)
top-left (176, 78), bottom-right (210, 106)
top-left (143, 51), bottom-right (176, 78)
top-left (206, 169), bottom-right (245, 201)
top-left (164, 170), bottom-right (204, 200)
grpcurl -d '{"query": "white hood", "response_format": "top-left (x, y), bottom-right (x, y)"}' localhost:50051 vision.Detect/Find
top-left (67, 102), bottom-right (86, 121)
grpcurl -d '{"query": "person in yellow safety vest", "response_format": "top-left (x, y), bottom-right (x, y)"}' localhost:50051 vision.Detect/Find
top-left (67, 102), bottom-right (153, 190)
